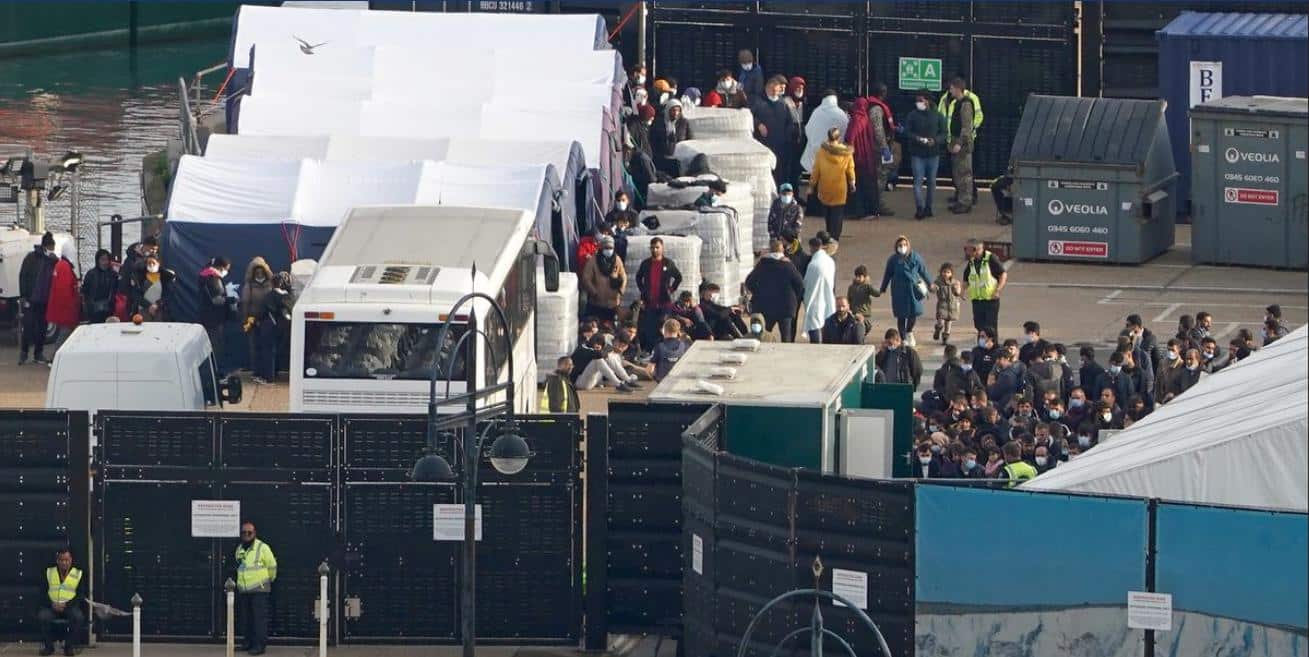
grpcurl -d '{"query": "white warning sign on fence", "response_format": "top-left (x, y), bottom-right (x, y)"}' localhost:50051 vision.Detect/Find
top-left (832, 568), bottom-right (868, 610)
top-left (1128, 591), bottom-right (1173, 631)
top-left (191, 500), bottom-right (240, 538)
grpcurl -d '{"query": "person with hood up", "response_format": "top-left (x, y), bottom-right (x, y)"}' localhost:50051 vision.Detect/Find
top-left (580, 235), bottom-right (627, 324)
top-left (18, 232), bottom-right (58, 365)
top-left (198, 256), bottom-right (235, 374)
top-left (782, 76), bottom-right (806, 190)
top-left (81, 249), bottom-right (118, 324)
top-left (808, 127), bottom-right (856, 239)
top-left (252, 271), bottom-right (295, 385)
top-left (736, 49), bottom-right (764, 101)
top-left (625, 103), bottom-right (656, 158)
top-left (681, 87), bottom-right (702, 108)
top-left (750, 75), bottom-right (801, 187)
top-left (650, 99), bottom-right (692, 177)
top-left (879, 235), bottom-right (931, 347)
top-left (766, 183), bottom-right (803, 242)
top-left (844, 97), bottom-right (883, 219)
top-left (745, 239), bottom-right (806, 343)
top-left (801, 235), bottom-right (837, 343)
top-left (130, 253), bottom-right (175, 322)
top-left (44, 241), bottom-right (81, 351)
top-left (240, 256), bottom-right (275, 371)
top-left (801, 90), bottom-right (848, 174)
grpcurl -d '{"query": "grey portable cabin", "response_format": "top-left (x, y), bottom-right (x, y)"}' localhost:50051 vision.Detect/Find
top-left (1008, 95), bottom-right (1178, 264)
top-left (1189, 95), bottom-right (1309, 269)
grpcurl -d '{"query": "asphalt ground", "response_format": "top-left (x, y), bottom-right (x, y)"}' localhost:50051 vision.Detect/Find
top-left (2, 187), bottom-right (1305, 412)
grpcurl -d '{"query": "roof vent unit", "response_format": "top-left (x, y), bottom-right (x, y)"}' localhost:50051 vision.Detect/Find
top-left (350, 265), bottom-right (440, 286)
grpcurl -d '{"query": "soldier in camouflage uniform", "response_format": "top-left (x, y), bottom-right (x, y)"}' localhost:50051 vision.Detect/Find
top-left (941, 77), bottom-right (983, 214)
top-left (867, 82), bottom-right (896, 217)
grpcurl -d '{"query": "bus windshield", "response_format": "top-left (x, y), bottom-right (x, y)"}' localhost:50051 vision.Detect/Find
top-left (302, 321), bottom-right (468, 381)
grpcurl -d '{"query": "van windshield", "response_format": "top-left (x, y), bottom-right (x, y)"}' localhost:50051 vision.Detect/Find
top-left (302, 321), bottom-right (468, 381)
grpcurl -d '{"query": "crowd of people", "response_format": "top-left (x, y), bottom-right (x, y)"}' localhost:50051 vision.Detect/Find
top-left (16, 232), bottom-right (297, 385)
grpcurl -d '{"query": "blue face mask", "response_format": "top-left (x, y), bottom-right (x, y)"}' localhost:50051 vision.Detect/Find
top-left (1048, 410), bottom-right (1061, 419)
top-left (1069, 398), bottom-right (1084, 408)
top-left (1078, 435), bottom-right (1091, 448)
top-left (963, 459), bottom-right (977, 471)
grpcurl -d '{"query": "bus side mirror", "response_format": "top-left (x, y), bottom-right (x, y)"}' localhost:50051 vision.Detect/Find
top-left (526, 239), bottom-right (560, 293)
top-left (220, 375), bottom-right (243, 405)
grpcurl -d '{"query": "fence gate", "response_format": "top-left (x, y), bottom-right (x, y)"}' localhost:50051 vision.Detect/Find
top-left (0, 410), bottom-right (88, 640)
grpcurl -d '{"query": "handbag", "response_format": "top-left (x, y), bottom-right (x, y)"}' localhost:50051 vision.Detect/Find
top-left (913, 274), bottom-right (929, 301)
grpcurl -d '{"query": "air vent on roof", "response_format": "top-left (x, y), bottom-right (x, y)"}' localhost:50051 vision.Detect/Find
top-left (350, 265), bottom-right (441, 286)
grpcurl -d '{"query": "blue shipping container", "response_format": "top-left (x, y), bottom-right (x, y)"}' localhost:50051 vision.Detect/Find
top-left (1157, 12), bottom-right (1308, 217)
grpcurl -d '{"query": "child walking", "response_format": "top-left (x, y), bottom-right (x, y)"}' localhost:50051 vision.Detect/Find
top-left (847, 264), bottom-right (881, 338)
top-left (931, 262), bottom-right (964, 343)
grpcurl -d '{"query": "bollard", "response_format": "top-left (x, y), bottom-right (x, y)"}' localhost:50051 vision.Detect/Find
top-left (318, 561), bottom-right (330, 657)
top-left (225, 578), bottom-right (236, 657)
top-left (131, 593), bottom-right (143, 657)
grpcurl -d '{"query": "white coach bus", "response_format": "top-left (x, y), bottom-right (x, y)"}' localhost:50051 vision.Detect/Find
top-left (290, 205), bottom-right (558, 414)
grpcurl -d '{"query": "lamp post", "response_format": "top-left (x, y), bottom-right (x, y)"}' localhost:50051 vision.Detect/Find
top-left (411, 292), bottom-right (530, 657)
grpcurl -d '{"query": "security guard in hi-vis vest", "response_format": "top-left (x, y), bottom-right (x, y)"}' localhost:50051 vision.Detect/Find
top-left (37, 548), bottom-right (85, 656)
top-left (939, 77), bottom-right (983, 213)
top-left (235, 521), bottom-right (278, 655)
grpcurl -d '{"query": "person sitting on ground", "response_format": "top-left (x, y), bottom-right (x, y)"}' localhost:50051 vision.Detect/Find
top-left (649, 318), bottom-right (689, 382)
top-left (670, 290), bottom-right (711, 340)
top-left (697, 283), bottom-right (747, 340)
top-left (540, 356), bottom-right (581, 413)
top-left (820, 296), bottom-right (865, 345)
top-left (874, 328), bottom-right (922, 388)
top-left (605, 191), bottom-right (639, 231)
top-left (746, 312), bottom-right (775, 343)
top-left (694, 179), bottom-right (729, 209)
top-left (571, 333), bottom-right (639, 393)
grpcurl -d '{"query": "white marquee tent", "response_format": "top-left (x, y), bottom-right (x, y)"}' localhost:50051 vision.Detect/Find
top-left (1025, 325), bottom-right (1309, 512)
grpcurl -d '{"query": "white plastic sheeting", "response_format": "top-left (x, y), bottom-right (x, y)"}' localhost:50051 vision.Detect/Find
top-left (167, 155), bottom-right (558, 230)
top-left (681, 106), bottom-right (755, 140)
top-left (231, 5), bottom-right (607, 68)
top-left (674, 140), bottom-right (777, 252)
top-left (1026, 325), bottom-right (1309, 512)
top-left (646, 178), bottom-right (755, 271)
top-left (536, 271), bottom-right (580, 383)
top-left (638, 207), bottom-right (745, 306)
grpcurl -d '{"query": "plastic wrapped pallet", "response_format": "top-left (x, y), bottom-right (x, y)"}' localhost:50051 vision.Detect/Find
top-left (673, 140), bottom-right (777, 251)
top-left (646, 177), bottom-right (755, 256)
top-left (681, 106), bottom-right (754, 140)
top-left (535, 271), bottom-right (579, 381)
top-left (638, 208), bottom-right (742, 305)
top-left (621, 235), bottom-right (703, 307)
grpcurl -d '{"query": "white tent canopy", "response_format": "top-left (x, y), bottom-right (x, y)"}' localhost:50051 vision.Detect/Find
top-left (230, 5), bottom-right (608, 68)
top-left (1026, 325), bottom-right (1309, 512)
top-left (167, 155), bottom-right (555, 229)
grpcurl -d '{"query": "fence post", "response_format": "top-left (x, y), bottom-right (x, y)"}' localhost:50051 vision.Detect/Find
top-left (109, 214), bottom-right (123, 260)
top-left (131, 593), bottom-right (142, 657)
top-left (224, 578), bottom-right (236, 657)
top-left (317, 561), bottom-right (330, 657)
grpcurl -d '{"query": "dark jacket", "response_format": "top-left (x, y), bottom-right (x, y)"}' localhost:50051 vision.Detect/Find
top-left (934, 361), bottom-right (983, 400)
top-left (1092, 370), bottom-right (1134, 408)
top-left (903, 107), bottom-right (947, 159)
top-left (197, 267), bottom-right (230, 329)
top-left (80, 260), bottom-right (119, 320)
top-left (649, 116), bottom-right (691, 159)
top-left (875, 345), bottom-right (923, 388)
top-left (671, 303), bottom-right (712, 340)
top-left (987, 363), bottom-right (1023, 410)
top-left (129, 267), bottom-right (176, 318)
top-left (569, 344), bottom-right (603, 384)
top-left (258, 286), bottom-right (295, 329)
top-left (750, 94), bottom-right (800, 158)
top-left (766, 198), bottom-right (803, 240)
top-left (541, 372), bottom-right (580, 413)
top-left (971, 345), bottom-right (998, 382)
top-left (1176, 366), bottom-right (1202, 396)
top-left (19, 245), bottom-right (57, 304)
top-left (821, 312), bottom-right (865, 345)
top-left (1079, 360), bottom-right (1105, 393)
top-left (699, 300), bottom-right (744, 340)
top-left (635, 256), bottom-right (683, 309)
top-left (738, 64), bottom-right (765, 101)
top-left (651, 336), bottom-right (688, 381)
top-left (745, 255), bottom-right (805, 322)
top-left (915, 455), bottom-right (959, 479)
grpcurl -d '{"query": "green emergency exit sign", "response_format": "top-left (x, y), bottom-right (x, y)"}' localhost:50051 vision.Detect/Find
top-left (898, 57), bottom-right (943, 91)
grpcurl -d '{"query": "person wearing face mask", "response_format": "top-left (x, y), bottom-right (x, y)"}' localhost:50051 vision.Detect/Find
top-left (1032, 444), bottom-right (1056, 474)
top-left (694, 179), bottom-right (729, 209)
top-left (751, 75), bottom-right (802, 188)
top-left (1197, 337), bottom-right (1223, 373)
top-left (1091, 400), bottom-right (1124, 438)
top-left (985, 351), bottom-right (1023, 411)
top-left (714, 69), bottom-right (742, 108)
top-left (44, 241), bottom-right (82, 355)
top-left (129, 253), bottom-right (175, 323)
top-left (736, 49), bottom-right (764, 101)
top-left (957, 449), bottom-right (985, 479)
top-left (1120, 314), bottom-right (1162, 370)
top-left (801, 90), bottom-right (848, 176)
top-left (745, 312), bottom-right (774, 343)
top-left (933, 344), bottom-right (980, 401)
top-left (743, 240), bottom-right (803, 344)
top-left (1154, 338), bottom-right (1186, 403)
top-left (240, 256), bottom-right (274, 370)
top-left (1115, 339), bottom-right (1155, 410)
top-left (251, 272), bottom-right (295, 385)
top-left (681, 87), bottom-right (702, 108)
top-left (1092, 352), bottom-right (1133, 407)
top-left (970, 328), bottom-right (998, 382)
top-left (875, 328), bottom-right (923, 388)
top-left (80, 249), bottom-right (119, 324)
top-left (904, 92), bottom-right (947, 219)
top-left (782, 76), bottom-right (807, 191)
top-left (1077, 345), bottom-right (1104, 392)
top-left (18, 232), bottom-right (59, 365)
top-left (606, 190), bottom-right (639, 228)
top-left (879, 235), bottom-right (931, 347)
top-left (696, 283), bottom-right (746, 340)
top-left (625, 103), bottom-right (656, 158)
top-left (808, 127), bottom-right (856, 238)
top-left (624, 64), bottom-right (647, 113)
top-left (198, 256), bottom-right (235, 374)
top-left (767, 183), bottom-right (804, 241)
top-left (650, 99), bottom-right (693, 176)
top-left (581, 235), bottom-right (627, 325)
top-left (820, 296), bottom-right (865, 345)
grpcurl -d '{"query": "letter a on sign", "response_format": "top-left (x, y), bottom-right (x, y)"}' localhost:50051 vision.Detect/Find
top-left (1189, 61), bottom-right (1222, 108)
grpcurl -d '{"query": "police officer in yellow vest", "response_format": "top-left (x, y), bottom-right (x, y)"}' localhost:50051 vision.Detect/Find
top-left (962, 238), bottom-right (1007, 339)
top-left (235, 521), bottom-right (277, 655)
top-left (539, 355), bottom-right (581, 413)
top-left (998, 440), bottom-right (1038, 488)
top-left (938, 77), bottom-right (983, 213)
top-left (38, 548), bottom-right (84, 656)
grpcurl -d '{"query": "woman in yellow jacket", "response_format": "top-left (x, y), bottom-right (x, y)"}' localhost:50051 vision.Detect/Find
top-left (808, 127), bottom-right (856, 240)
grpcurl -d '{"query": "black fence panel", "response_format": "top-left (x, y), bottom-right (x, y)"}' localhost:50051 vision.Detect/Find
top-left (763, 26), bottom-right (861, 100)
top-left (973, 1), bottom-right (1074, 27)
top-left (100, 413), bottom-right (215, 469)
top-left (100, 481), bottom-right (217, 639)
top-left (0, 410), bottom-right (86, 641)
top-left (603, 401), bottom-right (708, 632)
top-left (870, 1), bottom-right (970, 22)
top-left (340, 415), bottom-right (431, 472)
top-left (971, 36), bottom-right (1077, 177)
top-left (218, 414), bottom-right (334, 471)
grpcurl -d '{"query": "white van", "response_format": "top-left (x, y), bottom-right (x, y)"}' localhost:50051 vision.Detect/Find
top-left (45, 322), bottom-right (242, 413)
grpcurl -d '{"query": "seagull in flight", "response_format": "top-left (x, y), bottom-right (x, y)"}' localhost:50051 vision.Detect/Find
top-left (294, 35), bottom-right (328, 55)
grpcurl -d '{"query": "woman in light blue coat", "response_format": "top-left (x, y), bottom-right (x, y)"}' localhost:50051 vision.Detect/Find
top-left (879, 235), bottom-right (931, 346)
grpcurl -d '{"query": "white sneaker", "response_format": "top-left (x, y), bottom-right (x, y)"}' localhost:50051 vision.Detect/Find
top-left (905, 332), bottom-right (917, 348)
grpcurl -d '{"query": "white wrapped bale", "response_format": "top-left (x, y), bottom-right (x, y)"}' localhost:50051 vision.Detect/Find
top-left (620, 235), bottom-right (703, 307)
top-left (681, 106), bottom-right (754, 140)
top-left (673, 140), bottom-right (777, 251)
top-left (535, 272), bottom-right (579, 380)
top-left (637, 208), bottom-right (743, 306)
top-left (646, 177), bottom-right (755, 255)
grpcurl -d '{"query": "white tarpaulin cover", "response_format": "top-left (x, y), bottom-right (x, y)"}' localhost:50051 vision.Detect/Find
top-left (231, 5), bottom-right (607, 68)
top-left (167, 156), bottom-right (557, 230)
top-left (1026, 325), bottom-right (1309, 512)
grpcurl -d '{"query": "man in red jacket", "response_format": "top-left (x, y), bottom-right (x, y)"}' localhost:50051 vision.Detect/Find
top-left (44, 242), bottom-right (81, 354)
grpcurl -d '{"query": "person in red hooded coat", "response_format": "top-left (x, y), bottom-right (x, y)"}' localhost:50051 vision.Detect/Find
top-left (45, 241), bottom-right (81, 351)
